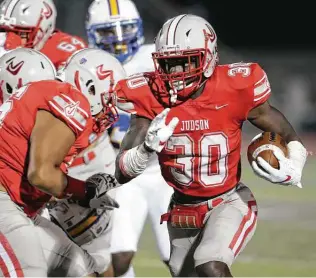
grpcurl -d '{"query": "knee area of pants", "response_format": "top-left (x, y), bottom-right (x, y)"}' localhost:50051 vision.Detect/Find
top-left (168, 258), bottom-right (182, 277)
top-left (195, 261), bottom-right (230, 277)
top-left (112, 252), bottom-right (134, 276)
top-left (61, 244), bottom-right (95, 277)
top-left (193, 242), bottom-right (234, 266)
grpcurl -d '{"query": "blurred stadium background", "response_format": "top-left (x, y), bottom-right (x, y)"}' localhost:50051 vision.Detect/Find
top-left (4, 0), bottom-right (316, 276)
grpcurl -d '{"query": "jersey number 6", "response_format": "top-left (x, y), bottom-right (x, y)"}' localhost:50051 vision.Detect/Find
top-left (57, 38), bottom-right (85, 53)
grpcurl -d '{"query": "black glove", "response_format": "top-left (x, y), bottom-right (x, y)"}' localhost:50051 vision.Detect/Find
top-left (78, 173), bottom-right (120, 210)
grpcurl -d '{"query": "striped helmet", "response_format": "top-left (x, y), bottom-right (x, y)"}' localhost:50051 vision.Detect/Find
top-left (153, 14), bottom-right (218, 102)
top-left (0, 47), bottom-right (56, 103)
top-left (86, 0), bottom-right (144, 64)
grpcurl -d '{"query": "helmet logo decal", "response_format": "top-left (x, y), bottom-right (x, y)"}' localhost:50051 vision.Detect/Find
top-left (6, 59), bottom-right (24, 75)
top-left (96, 64), bottom-right (113, 80)
top-left (205, 24), bottom-right (216, 42)
top-left (43, 2), bottom-right (53, 19)
top-left (79, 58), bottom-right (87, 64)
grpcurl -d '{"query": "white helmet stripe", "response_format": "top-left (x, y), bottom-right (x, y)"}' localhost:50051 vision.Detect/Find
top-left (5, 0), bottom-right (19, 17)
top-left (166, 14), bottom-right (187, 45)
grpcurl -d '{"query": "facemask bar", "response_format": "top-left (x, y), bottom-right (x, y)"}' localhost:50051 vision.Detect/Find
top-left (152, 48), bottom-right (205, 101)
top-left (92, 77), bottom-right (119, 133)
top-left (87, 19), bottom-right (144, 63)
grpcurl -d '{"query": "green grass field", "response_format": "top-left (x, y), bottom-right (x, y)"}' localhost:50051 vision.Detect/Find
top-left (132, 154), bottom-right (316, 276)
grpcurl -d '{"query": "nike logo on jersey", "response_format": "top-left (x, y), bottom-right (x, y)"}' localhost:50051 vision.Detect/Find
top-left (64, 101), bottom-right (79, 117)
top-left (6, 60), bottom-right (24, 75)
top-left (215, 104), bottom-right (229, 110)
top-left (180, 120), bottom-right (209, 131)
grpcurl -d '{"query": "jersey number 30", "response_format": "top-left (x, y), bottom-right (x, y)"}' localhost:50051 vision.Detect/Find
top-left (165, 133), bottom-right (229, 187)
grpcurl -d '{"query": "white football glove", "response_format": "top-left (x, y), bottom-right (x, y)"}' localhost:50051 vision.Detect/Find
top-left (144, 108), bottom-right (179, 152)
top-left (78, 173), bottom-right (120, 210)
top-left (251, 141), bottom-right (307, 188)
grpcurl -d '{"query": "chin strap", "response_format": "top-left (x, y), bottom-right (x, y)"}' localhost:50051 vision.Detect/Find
top-left (169, 77), bottom-right (208, 105)
top-left (169, 88), bottom-right (177, 104)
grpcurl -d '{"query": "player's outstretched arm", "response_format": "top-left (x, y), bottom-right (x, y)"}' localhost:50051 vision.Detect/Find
top-left (27, 110), bottom-right (76, 196)
top-left (27, 110), bottom-right (120, 210)
top-left (115, 114), bottom-right (152, 184)
top-left (247, 101), bottom-right (307, 187)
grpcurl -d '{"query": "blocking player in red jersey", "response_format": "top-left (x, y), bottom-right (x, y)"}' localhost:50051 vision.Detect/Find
top-left (0, 0), bottom-right (87, 69)
top-left (0, 47), bottom-right (120, 276)
top-left (40, 30), bottom-right (87, 70)
top-left (114, 14), bottom-right (308, 277)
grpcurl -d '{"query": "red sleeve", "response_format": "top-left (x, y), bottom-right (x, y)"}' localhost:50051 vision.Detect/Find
top-left (116, 74), bottom-right (159, 120)
top-left (250, 63), bottom-right (271, 106)
top-left (241, 63), bottom-right (271, 118)
top-left (46, 86), bottom-right (92, 137)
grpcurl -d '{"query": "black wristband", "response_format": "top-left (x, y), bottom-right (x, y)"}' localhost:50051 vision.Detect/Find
top-left (143, 142), bottom-right (155, 153)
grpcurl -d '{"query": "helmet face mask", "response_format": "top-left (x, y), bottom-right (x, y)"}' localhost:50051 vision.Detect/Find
top-left (0, 25), bottom-right (34, 47)
top-left (153, 48), bottom-right (205, 101)
top-left (90, 79), bottom-right (119, 133)
top-left (86, 0), bottom-right (144, 64)
top-left (72, 68), bottom-right (119, 133)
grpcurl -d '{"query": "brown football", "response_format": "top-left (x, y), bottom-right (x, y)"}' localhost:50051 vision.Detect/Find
top-left (247, 132), bottom-right (288, 169)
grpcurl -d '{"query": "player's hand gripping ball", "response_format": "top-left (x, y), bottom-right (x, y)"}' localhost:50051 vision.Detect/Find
top-left (247, 132), bottom-right (288, 170)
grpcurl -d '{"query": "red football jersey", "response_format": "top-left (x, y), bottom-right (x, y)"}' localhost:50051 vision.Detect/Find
top-left (41, 30), bottom-right (87, 70)
top-left (117, 63), bottom-right (271, 197)
top-left (0, 80), bottom-right (92, 216)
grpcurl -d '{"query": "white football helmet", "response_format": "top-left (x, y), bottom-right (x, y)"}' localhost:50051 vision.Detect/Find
top-left (0, 47), bottom-right (56, 103)
top-left (86, 0), bottom-right (144, 64)
top-left (0, 0), bottom-right (57, 50)
top-left (58, 48), bottom-right (127, 132)
top-left (153, 14), bottom-right (218, 103)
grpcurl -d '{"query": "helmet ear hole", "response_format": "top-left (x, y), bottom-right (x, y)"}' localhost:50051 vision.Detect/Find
top-left (5, 83), bottom-right (13, 95)
top-left (88, 84), bottom-right (95, 96)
